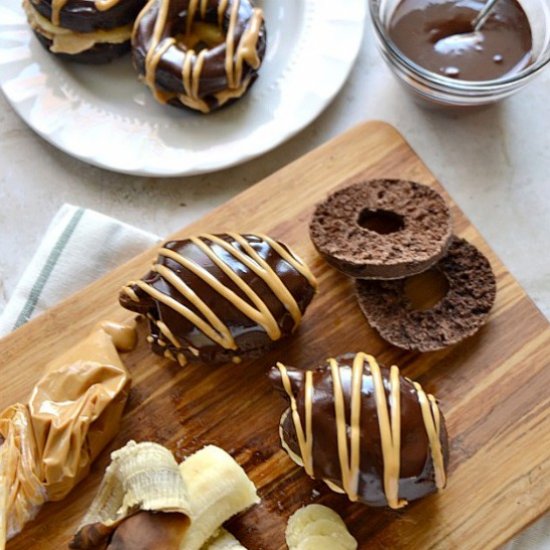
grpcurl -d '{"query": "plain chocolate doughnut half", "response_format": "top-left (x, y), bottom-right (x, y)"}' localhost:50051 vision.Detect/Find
top-left (119, 233), bottom-right (317, 366)
top-left (355, 237), bottom-right (497, 351)
top-left (309, 179), bottom-right (453, 279)
top-left (132, 0), bottom-right (267, 113)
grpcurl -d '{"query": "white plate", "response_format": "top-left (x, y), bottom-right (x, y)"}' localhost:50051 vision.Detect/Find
top-left (0, 0), bottom-right (365, 177)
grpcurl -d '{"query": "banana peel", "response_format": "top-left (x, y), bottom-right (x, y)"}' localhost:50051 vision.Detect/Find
top-left (71, 442), bottom-right (258, 550)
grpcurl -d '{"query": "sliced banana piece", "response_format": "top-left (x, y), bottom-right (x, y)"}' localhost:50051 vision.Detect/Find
top-left (293, 535), bottom-right (352, 550)
top-left (286, 504), bottom-right (357, 550)
top-left (178, 445), bottom-right (260, 550)
top-left (71, 441), bottom-right (190, 548)
top-left (202, 528), bottom-right (247, 549)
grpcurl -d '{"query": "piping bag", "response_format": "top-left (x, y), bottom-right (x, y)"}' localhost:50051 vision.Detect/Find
top-left (0, 322), bottom-right (136, 549)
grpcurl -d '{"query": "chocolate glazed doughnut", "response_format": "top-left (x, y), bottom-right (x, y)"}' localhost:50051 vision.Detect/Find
top-left (119, 234), bottom-right (317, 365)
top-left (25, 0), bottom-right (146, 63)
top-left (270, 353), bottom-right (449, 509)
top-left (132, 0), bottom-right (267, 113)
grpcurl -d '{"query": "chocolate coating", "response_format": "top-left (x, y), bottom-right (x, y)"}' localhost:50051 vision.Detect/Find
top-left (309, 179), bottom-right (453, 280)
top-left (132, 0), bottom-right (267, 112)
top-left (270, 354), bottom-right (449, 507)
top-left (119, 234), bottom-right (316, 365)
top-left (31, 0), bottom-right (146, 32)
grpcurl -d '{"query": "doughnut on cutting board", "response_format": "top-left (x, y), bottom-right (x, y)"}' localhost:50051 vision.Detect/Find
top-left (2, 121), bottom-right (549, 549)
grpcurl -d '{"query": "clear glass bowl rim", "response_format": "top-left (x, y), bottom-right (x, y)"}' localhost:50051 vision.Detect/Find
top-left (368, 0), bottom-right (550, 91)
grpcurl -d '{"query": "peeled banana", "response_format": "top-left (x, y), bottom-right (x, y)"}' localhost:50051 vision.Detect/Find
top-left (71, 441), bottom-right (258, 550)
top-left (202, 529), bottom-right (247, 549)
top-left (71, 441), bottom-right (190, 548)
top-left (178, 445), bottom-right (259, 550)
top-left (286, 504), bottom-right (357, 550)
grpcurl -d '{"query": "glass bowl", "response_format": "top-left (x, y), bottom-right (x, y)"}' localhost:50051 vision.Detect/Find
top-left (369, 0), bottom-right (550, 107)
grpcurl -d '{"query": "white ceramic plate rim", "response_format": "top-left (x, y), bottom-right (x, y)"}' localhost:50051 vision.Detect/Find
top-left (0, 0), bottom-right (366, 177)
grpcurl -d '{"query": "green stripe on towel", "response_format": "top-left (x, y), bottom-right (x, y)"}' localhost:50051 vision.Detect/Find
top-left (13, 207), bottom-right (85, 330)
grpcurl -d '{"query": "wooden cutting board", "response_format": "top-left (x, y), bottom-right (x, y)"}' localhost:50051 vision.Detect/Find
top-left (3, 121), bottom-right (549, 550)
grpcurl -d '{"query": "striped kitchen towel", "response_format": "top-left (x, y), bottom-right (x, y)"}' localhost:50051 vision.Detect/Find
top-left (0, 204), bottom-right (159, 336)
top-left (0, 204), bottom-right (547, 548)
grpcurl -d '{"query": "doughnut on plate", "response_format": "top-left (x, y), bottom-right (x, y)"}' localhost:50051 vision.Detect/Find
top-left (0, 0), bottom-right (365, 176)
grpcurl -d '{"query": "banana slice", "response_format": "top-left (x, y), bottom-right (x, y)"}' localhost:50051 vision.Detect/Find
top-left (71, 441), bottom-right (190, 548)
top-left (202, 528), bottom-right (247, 549)
top-left (178, 445), bottom-right (259, 550)
top-left (286, 504), bottom-right (357, 550)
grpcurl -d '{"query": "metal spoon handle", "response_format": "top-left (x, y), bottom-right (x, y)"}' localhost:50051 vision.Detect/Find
top-left (472, 0), bottom-right (501, 31)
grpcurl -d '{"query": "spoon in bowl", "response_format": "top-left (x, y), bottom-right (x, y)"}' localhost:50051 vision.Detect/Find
top-left (434, 0), bottom-right (502, 59)
top-left (471, 0), bottom-right (501, 30)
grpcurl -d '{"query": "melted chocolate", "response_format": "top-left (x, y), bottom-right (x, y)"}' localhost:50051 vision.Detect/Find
top-left (389, 0), bottom-right (533, 81)
top-left (119, 234), bottom-right (316, 365)
top-left (270, 354), bottom-right (449, 508)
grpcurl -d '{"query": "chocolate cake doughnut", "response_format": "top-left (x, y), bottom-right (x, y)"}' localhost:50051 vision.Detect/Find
top-left (132, 0), bottom-right (267, 113)
top-left (356, 237), bottom-right (497, 351)
top-left (270, 353), bottom-right (449, 509)
top-left (309, 179), bottom-right (453, 279)
top-left (119, 233), bottom-right (317, 365)
top-left (24, 0), bottom-right (145, 63)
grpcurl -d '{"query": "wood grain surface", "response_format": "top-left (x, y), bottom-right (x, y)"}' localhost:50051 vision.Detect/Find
top-left (3, 121), bottom-right (549, 550)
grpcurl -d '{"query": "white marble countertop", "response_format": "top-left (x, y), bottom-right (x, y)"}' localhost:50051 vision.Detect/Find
top-left (1, 21), bottom-right (549, 320)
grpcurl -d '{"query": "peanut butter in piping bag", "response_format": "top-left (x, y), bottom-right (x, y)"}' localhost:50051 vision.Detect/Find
top-left (0, 321), bottom-right (136, 549)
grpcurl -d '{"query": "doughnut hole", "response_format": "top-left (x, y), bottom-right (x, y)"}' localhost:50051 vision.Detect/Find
top-left (357, 208), bottom-right (405, 235)
top-left (176, 22), bottom-right (225, 52)
top-left (404, 268), bottom-right (450, 311)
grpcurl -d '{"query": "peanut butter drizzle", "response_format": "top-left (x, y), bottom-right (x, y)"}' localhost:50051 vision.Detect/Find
top-left (224, 0), bottom-right (240, 88)
top-left (368, 356), bottom-right (406, 509)
top-left (180, 49), bottom-right (210, 113)
top-left (218, 0), bottom-right (229, 26)
top-left (143, 0), bottom-right (172, 100)
top-left (413, 382), bottom-right (446, 490)
top-left (276, 363), bottom-right (314, 477)
top-left (156, 319), bottom-right (183, 350)
top-left (94, 0), bottom-right (120, 11)
top-left (233, 8), bottom-right (263, 85)
top-left (205, 233), bottom-right (305, 327)
top-left (160, 245), bottom-right (281, 340)
top-left (277, 354), bottom-right (447, 509)
top-left (95, 320), bottom-right (137, 352)
top-left (121, 234), bottom-right (315, 353)
top-left (142, 0), bottom-right (263, 112)
top-left (51, 0), bottom-right (67, 26)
